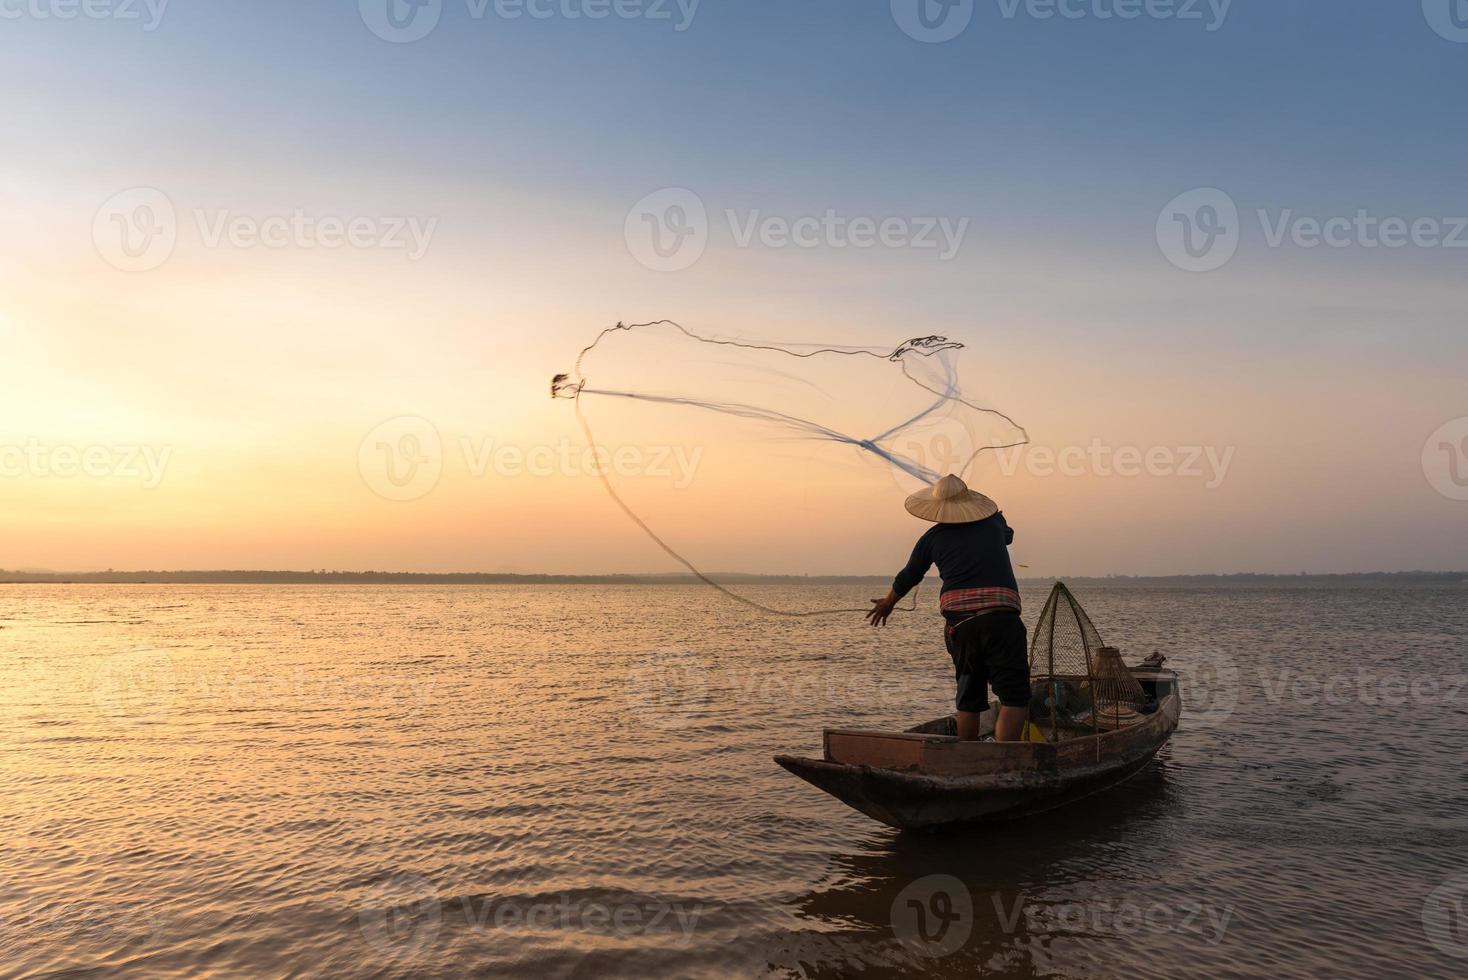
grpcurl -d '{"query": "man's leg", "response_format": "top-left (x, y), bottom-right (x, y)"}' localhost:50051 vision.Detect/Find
top-left (947, 621), bottom-right (988, 741)
top-left (994, 705), bottom-right (1029, 742)
top-left (989, 613), bottom-right (1032, 743)
top-left (956, 710), bottom-right (985, 741)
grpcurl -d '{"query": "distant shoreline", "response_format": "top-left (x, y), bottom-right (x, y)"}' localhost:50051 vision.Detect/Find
top-left (2, 569), bottom-right (1465, 589)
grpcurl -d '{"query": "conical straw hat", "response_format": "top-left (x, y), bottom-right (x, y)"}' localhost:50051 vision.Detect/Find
top-left (904, 474), bottom-right (999, 524)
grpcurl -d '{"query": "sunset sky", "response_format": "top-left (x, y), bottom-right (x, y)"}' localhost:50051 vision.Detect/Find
top-left (2, 2), bottom-right (1465, 577)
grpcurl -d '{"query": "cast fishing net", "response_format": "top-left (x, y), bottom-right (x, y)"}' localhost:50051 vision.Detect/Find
top-left (552, 320), bottom-right (1029, 617)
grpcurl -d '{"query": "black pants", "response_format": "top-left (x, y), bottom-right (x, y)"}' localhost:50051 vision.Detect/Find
top-left (944, 611), bottom-right (1031, 711)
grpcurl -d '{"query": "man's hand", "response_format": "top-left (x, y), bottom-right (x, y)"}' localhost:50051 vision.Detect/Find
top-left (866, 595), bottom-right (897, 627)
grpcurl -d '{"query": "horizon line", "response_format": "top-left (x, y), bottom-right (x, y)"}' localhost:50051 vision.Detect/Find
top-left (3, 568), bottom-right (1466, 585)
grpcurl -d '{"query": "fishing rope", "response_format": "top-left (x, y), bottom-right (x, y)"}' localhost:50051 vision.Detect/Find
top-left (555, 320), bottom-right (1030, 618)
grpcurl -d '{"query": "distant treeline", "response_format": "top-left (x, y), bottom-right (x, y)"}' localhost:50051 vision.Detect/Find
top-left (0, 569), bottom-right (882, 585)
top-left (2, 569), bottom-right (1465, 588)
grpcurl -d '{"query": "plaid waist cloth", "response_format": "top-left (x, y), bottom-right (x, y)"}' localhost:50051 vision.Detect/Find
top-left (940, 587), bottom-right (1022, 615)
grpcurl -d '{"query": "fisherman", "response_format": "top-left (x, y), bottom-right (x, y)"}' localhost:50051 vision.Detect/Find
top-left (866, 474), bottom-right (1030, 742)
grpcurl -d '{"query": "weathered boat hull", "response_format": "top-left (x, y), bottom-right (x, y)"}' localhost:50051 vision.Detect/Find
top-left (775, 670), bottom-right (1181, 832)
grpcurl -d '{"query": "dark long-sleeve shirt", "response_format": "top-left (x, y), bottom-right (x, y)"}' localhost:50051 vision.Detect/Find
top-left (891, 513), bottom-right (1018, 609)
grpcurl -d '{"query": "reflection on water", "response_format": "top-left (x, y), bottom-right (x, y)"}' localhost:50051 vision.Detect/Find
top-left (1, 584), bottom-right (1465, 978)
top-left (784, 764), bottom-right (1181, 977)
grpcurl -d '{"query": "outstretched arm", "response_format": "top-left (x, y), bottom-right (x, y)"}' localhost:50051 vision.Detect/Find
top-left (866, 587), bottom-right (901, 627)
top-left (867, 535), bottom-right (932, 626)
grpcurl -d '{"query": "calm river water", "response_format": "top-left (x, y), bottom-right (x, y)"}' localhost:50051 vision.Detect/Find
top-left (2, 584), bottom-right (1465, 977)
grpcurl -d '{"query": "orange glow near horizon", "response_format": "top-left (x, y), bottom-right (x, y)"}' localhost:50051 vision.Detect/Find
top-left (2, 196), bottom-right (1464, 577)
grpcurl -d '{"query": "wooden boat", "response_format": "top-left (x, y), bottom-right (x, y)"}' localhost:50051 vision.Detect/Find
top-left (775, 662), bottom-right (1181, 832)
